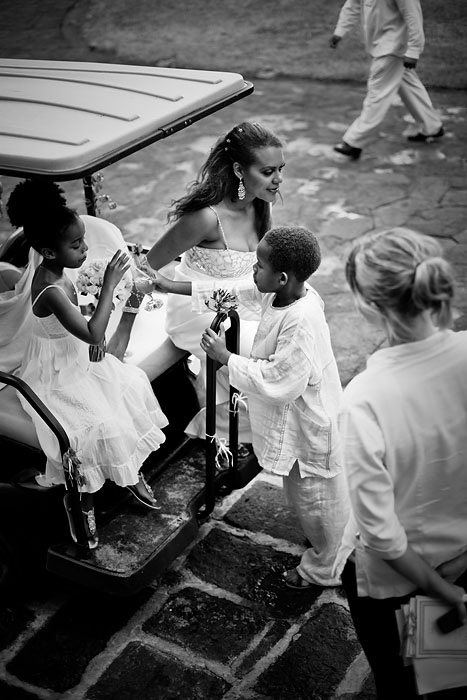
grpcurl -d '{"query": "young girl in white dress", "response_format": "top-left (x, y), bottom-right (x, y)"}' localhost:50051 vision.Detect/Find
top-left (139, 122), bottom-right (285, 444)
top-left (15, 181), bottom-right (168, 548)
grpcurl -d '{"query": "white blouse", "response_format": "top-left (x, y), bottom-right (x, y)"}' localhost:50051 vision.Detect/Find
top-left (338, 330), bottom-right (467, 598)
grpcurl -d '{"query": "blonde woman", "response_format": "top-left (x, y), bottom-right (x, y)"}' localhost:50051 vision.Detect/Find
top-left (338, 228), bottom-right (467, 699)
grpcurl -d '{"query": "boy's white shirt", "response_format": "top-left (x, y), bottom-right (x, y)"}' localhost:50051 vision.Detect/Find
top-left (191, 279), bottom-right (343, 477)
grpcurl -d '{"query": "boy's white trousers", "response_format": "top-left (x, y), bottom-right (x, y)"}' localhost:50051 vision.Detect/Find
top-left (283, 461), bottom-right (350, 587)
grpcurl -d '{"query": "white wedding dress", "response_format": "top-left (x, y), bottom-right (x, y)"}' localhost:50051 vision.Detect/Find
top-left (165, 206), bottom-right (260, 443)
top-left (19, 283), bottom-right (168, 493)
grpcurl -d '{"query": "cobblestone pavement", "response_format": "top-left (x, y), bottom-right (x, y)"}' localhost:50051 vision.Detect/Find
top-left (1, 2), bottom-right (467, 699)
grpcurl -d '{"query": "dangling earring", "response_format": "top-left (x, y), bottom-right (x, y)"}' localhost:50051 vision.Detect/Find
top-left (237, 177), bottom-right (246, 200)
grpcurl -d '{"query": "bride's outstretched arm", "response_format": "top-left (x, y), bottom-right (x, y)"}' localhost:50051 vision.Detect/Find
top-left (146, 208), bottom-right (218, 271)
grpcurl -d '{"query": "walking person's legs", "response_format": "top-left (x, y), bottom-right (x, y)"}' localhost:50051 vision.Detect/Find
top-left (335, 55), bottom-right (404, 157)
top-left (398, 68), bottom-right (443, 139)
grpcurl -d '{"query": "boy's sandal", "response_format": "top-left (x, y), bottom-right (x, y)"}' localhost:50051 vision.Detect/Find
top-left (282, 568), bottom-right (313, 590)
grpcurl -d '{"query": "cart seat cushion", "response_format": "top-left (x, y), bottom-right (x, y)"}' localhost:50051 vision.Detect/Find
top-left (0, 384), bottom-right (41, 448)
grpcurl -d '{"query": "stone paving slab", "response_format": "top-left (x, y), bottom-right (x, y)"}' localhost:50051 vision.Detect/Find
top-left (223, 481), bottom-right (303, 545)
top-left (143, 586), bottom-right (270, 665)
top-left (86, 641), bottom-right (231, 700)
top-left (186, 527), bottom-right (297, 605)
top-left (0, 683), bottom-right (41, 700)
top-left (6, 589), bottom-right (152, 692)
top-left (0, 605), bottom-right (34, 654)
top-left (254, 603), bottom-right (360, 700)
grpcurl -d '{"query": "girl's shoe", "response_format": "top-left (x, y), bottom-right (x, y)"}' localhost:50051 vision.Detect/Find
top-left (82, 507), bottom-right (99, 549)
top-left (127, 474), bottom-right (161, 510)
top-left (63, 494), bottom-right (99, 549)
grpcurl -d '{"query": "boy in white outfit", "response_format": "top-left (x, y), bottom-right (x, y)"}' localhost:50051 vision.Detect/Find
top-left (330, 0), bottom-right (443, 159)
top-left (195, 226), bottom-right (350, 588)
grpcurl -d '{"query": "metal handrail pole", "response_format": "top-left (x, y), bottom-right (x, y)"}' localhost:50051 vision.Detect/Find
top-left (0, 371), bottom-right (88, 547)
top-left (203, 311), bottom-right (226, 517)
top-left (226, 311), bottom-right (240, 471)
top-left (83, 175), bottom-right (97, 216)
top-left (200, 308), bottom-right (240, 518)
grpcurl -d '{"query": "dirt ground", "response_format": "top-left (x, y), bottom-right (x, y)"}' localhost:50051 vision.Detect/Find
top-left (0, 0), bottom-right (466, 87)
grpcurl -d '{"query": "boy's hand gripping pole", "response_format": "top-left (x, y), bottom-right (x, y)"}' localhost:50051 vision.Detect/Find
top-left (198, 309), bottom-right (240, 519)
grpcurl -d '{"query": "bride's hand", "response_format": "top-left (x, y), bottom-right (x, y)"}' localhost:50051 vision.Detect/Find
top-left (134, 275), bottom-right (156, 296)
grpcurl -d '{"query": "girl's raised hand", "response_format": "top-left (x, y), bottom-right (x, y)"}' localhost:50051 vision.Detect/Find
top-left (102, 250), bottom-right (131, 291)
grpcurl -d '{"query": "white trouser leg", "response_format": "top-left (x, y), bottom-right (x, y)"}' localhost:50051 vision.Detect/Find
top-left (344, 55), bottom-right (404, 149)
top-left (283, 462), bottom-right (350, 586)
top-left (398, 68), bottom-right (442, 135)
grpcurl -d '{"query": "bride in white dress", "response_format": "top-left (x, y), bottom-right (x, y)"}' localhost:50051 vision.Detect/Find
top-left (143, 122), bottom-right (285, 444)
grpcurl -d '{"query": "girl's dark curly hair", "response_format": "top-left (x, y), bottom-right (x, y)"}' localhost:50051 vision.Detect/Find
top-left (7, 179), bottom-right (78, 252)
top-left (168, 122), bottom-right (283, 239)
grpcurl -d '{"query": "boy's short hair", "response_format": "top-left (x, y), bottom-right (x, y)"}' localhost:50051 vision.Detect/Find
top-left (264, 226), bottom-right (321, 282)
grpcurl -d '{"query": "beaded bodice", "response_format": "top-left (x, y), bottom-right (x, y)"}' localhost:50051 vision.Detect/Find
top-left (183, 206), bottom-right (256, 279)
top-left (184, 246), bottom-right (256, 278)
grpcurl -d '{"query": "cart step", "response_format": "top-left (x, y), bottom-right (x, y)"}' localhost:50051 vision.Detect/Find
top-left (46, 440), bottom-right (260, 595)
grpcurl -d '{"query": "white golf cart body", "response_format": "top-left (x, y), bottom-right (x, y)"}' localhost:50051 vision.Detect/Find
top-left (0, 59), bottom-right (256, 594)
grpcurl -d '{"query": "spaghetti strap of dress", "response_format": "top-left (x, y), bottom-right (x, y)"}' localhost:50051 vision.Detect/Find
top-left (208, 205), bottom-right (229, 250)
top-left (32, 284), bottom-right (70, 309)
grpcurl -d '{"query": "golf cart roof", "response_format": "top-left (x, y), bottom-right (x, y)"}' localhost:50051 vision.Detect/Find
top-left (0, 59), bottom-right (253, 180)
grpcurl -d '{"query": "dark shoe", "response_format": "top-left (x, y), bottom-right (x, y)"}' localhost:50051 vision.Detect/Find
top-left (127, 474), bottom-right (161, 510)
top-left (333, 141), bottom-right (362, 160)
top-left (238, 443), bottom-right (250, 459)
top-left (216, 443), bottom-right (250, 470)
top-left (407, 126), bottom-right (444, 142)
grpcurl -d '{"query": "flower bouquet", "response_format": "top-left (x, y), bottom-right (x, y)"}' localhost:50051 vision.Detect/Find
top-left (76, 258), bottom-right (133, 362)
top-left (205, 288), bottom-right (238, 315)
top-left (76, 258), bottom-right (133, 308)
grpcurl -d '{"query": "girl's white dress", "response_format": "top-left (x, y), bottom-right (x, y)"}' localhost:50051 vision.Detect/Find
top-left (165, 206), bottom-right (259, 443)
top-left (19, 285), bottom-right (168, 493)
